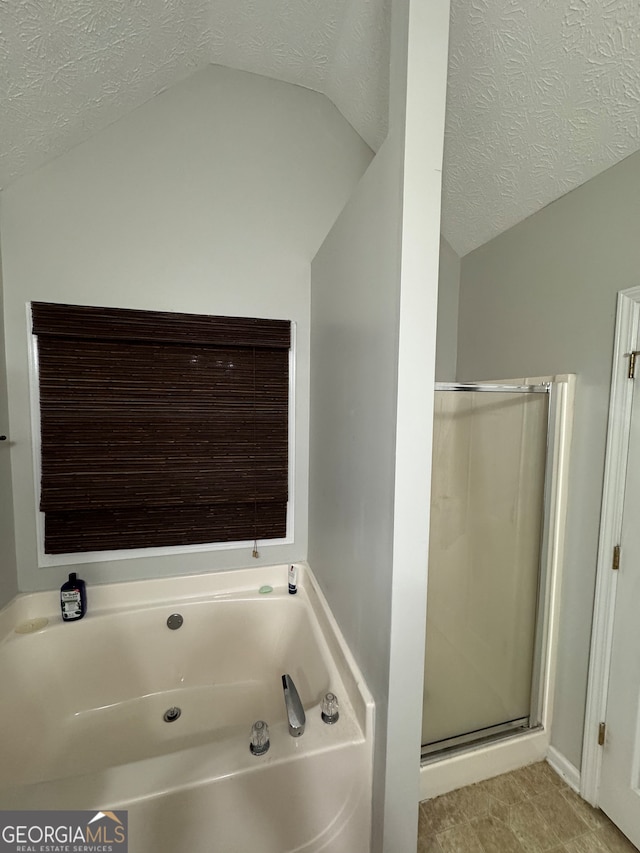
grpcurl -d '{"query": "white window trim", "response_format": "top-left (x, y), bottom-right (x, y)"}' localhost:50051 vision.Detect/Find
top-left (27, 303), bottom-right (296, 567)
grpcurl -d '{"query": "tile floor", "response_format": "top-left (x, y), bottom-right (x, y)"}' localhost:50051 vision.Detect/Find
top-left (418, 761), bottom-right (639, 853)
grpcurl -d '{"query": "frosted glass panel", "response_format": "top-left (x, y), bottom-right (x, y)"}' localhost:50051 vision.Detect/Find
top-left (422, 390), bottom-right (548, 748)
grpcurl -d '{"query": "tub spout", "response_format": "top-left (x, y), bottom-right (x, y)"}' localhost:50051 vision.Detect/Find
top-left (282, 674), bottom-right (305, 737)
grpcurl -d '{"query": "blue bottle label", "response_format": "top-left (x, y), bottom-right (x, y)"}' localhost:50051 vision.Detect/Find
top-left (61, 589), bottom-right (82, 619)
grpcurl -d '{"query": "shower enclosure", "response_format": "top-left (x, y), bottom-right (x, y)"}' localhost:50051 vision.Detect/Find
top-left (422, 381), bottom-right (551, 757)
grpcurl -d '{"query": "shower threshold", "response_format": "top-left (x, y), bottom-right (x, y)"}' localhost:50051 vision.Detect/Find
top-left (421, 717), bottom-right (540, 763)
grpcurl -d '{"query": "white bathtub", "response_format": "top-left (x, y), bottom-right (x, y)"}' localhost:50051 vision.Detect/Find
top-left (0, 564), bottom-right (374, 853)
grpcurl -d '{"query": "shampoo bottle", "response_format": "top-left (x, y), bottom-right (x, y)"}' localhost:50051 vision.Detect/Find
top-left (60, 572), bottom-right (87, 621)
top-left (288, 564), bottom-right (298, 595)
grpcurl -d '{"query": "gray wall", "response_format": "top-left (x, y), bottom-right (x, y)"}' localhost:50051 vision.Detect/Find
top-left (435, 235), bottom-right (460, 381)
top-left (0, 244), bottom-right (17, 609)
top-left (457, 148), bottom-right (640, 769)
top-left (0, 65), bottom-right (371, 593)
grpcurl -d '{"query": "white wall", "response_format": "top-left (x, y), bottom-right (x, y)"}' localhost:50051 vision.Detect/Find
top-left (309, 0), bottom-right (450, 849)
top-left (0, 244), bottom-right (18, 608)
top-left (310, 139), bottom-right (401, 851)
top-left (457, 147), bottom-right (640, 770)
top-left (0, 64), bottom-right (372, 593)
top-left (435, 236), bottom-right (460, 381)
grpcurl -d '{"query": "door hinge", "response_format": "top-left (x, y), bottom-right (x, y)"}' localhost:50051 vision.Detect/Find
top-left (629, 351), bottom-right (640, 379)
top-left (598, 722), bottom-right (606, 746)
top-left (613, 544), bottom-right (620, 571)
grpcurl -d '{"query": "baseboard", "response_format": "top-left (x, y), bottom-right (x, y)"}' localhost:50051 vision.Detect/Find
top-left (546, 745), bottom-right (581, 793)
top-left (420, 729), bottom-right (549, 801)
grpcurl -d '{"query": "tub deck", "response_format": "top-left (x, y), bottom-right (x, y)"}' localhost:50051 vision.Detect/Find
top-left (0, 564), bottom-right (373, 853)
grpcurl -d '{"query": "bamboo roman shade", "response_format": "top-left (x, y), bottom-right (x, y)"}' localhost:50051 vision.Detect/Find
top-left (32, 302), bottom-right (291, 554)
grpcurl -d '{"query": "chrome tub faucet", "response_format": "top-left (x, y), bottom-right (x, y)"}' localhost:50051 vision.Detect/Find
top-left (282, 674), bottom-right (306, 737)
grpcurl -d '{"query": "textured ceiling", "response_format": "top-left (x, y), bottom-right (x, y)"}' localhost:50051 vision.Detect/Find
top-left (1, 1), bottom-right (639, 255)
top-left (208, 0), bottom-right (390, 153)
top-left (0, 0), bottom-right (212, 186)
top-left (0, 0), bottom-right (389, 191)
top-left (443, 0), bottom-right (640, 255)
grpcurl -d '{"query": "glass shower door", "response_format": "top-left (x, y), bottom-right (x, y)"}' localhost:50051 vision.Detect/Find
top-left (422, 384), bottom-right (549, 754)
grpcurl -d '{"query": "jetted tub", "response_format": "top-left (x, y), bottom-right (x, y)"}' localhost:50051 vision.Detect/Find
top-left (0, 564), bottom-right (373, 853)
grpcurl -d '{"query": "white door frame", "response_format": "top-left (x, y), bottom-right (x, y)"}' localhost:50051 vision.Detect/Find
top-left (581, 285), bottom-right (640, 804)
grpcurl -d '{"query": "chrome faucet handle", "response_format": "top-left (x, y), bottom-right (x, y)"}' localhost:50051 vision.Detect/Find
top-left (282, 674), bottom-right (306, 737)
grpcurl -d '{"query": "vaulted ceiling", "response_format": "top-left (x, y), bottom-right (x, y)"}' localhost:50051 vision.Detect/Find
top-left (1, 0), bottom-right (639, 255)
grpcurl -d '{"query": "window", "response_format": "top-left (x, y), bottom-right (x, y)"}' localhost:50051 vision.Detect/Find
top-left (32, 302), bottom-right (291, 555)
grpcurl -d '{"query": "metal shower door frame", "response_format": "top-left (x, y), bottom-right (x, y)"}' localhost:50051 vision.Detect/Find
top-left (423, 380), bottom-right (554, 758)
